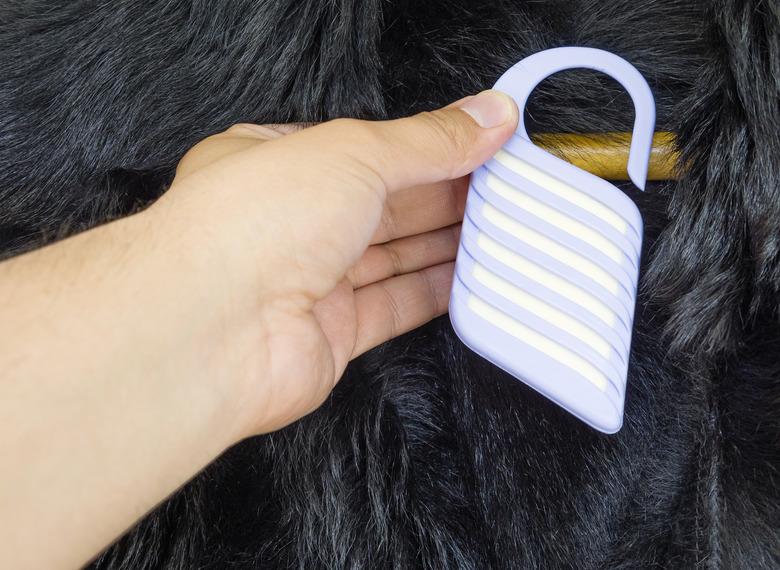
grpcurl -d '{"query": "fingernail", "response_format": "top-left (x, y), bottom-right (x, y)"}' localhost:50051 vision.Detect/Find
top-left (456, 90), bottom-right (515, 128)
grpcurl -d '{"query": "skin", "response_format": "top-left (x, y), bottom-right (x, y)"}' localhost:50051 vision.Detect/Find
top-left (0, 90), bottom-right (518, 569)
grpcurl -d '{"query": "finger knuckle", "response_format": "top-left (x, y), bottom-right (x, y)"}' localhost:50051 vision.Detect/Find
top-left (382, 242), bottom-right (404, 277)
top-left (378, 283), bottom-right (402, 339)
top-left (420, 269), bottom-right (442, 318)
top-left (175, 138), bottom-right (214, 176)
top-left (224, 123), bottom-right (275, 139)
top-left (225, 123), bottom-right (256, 135)
top-left (380, 201), bottom-right (399, 241)
top-left (328, 118), bottom-right (378, 147)
top-left (327, 118), bottom-right (388, 194)
top-left (418, 110), bottom-right (475, 171)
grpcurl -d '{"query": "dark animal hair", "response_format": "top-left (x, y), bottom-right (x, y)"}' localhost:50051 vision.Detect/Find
top-left (0, 0), bottom-right (777, 567)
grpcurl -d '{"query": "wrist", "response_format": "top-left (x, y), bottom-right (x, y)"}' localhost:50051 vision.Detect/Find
top-left (123, 207), bottom-right (257, 443)
top-left (0, 210), bottom-right (245, 567)
top-left (131, 203), bottom-right (277, 443)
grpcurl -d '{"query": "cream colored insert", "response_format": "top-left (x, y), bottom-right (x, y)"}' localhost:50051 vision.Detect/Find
top-left (467, 294), bottom-right (609, 391)
top-left (494, 150), bottom-right (631, 236)
top-left (475, 233), bottom-right (619, 328)
top-left (485, 172), bottom-right (627, 265)
top-left (472, 263), bottom-right (613, 358)
top-left (481, 203), bottom-right (621, 295)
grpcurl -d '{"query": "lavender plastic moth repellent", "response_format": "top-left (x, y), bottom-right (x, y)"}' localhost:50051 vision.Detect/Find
top-left (450, 47), bottom-right (656, 433)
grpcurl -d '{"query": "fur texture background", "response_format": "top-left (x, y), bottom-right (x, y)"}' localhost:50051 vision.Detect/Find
top-left (1, 0), bottom-right (778, 567)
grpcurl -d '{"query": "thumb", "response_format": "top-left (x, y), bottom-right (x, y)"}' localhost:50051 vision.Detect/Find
top-left (267, 90), bottom-right (519, 196)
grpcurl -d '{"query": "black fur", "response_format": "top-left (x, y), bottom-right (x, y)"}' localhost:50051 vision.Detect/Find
top-left (1, 0), bottom-right (778, 567)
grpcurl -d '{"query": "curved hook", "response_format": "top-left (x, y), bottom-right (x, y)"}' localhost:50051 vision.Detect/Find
top-left (493, 47), bottom-right (656, 190)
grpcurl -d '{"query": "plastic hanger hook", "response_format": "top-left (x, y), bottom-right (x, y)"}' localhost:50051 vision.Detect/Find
top-left (493, 47), bottom-right (656, 190)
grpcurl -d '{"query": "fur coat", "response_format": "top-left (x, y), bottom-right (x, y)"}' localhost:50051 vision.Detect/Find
top-left (1, 0), bottom-right (778, 567)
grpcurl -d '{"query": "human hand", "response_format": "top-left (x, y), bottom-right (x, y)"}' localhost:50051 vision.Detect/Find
top-left (0, 90), bottom-right (517, 569)
top-left (150, 90), bottom-right (518, 437)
